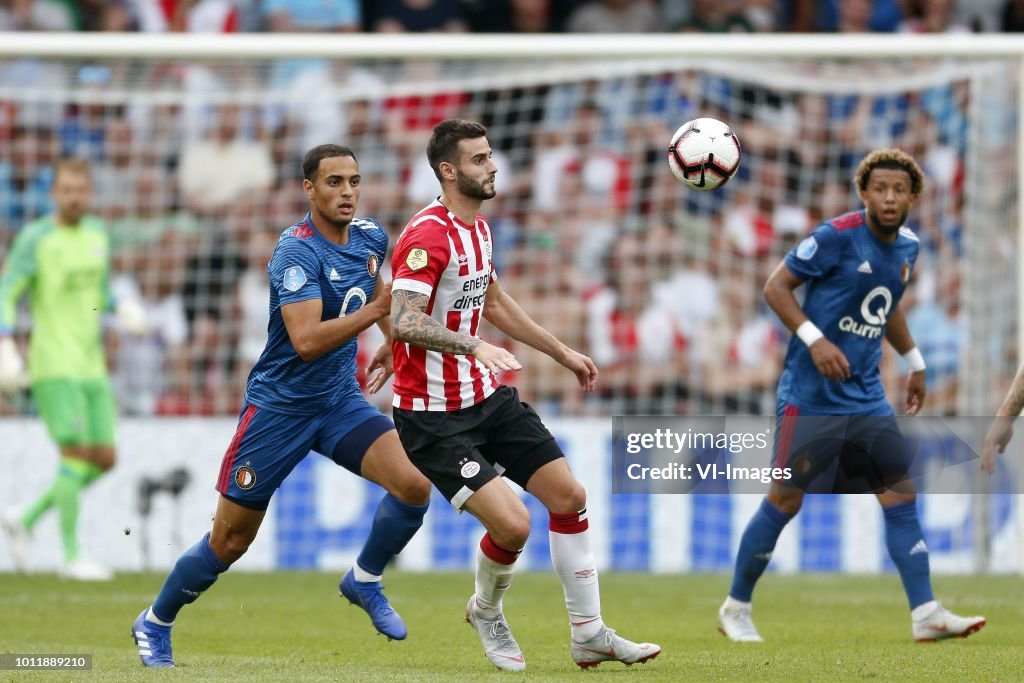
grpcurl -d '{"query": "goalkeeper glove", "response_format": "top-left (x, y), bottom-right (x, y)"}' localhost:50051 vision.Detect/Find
top-left (116, 297), bottom-right (148, 336)
top-left (0, 336), bottom-right (27, 392)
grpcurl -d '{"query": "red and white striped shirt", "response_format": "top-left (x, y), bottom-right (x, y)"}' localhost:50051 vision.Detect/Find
top-left (391, 199), bottom-right (501, 411)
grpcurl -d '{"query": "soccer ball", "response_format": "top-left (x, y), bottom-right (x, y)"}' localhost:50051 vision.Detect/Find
top-left (667, 117), bottom-right (741, 191)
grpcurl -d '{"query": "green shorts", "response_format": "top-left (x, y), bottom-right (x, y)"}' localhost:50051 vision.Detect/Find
top-left (31, 379), bottom-right (117, 447)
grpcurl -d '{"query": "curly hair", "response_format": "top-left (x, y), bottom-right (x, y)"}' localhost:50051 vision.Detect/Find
top-left (853, 148), bottom-right (925, 196)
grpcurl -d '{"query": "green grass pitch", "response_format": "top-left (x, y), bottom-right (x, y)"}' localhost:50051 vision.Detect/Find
top-left (1, 572), bottom-right (1021, 681)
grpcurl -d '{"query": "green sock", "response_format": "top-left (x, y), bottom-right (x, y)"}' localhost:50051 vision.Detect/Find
top-left (21, 486), bottom-right (57, 530)
top-left (53, 458), bottom-right (105, 563)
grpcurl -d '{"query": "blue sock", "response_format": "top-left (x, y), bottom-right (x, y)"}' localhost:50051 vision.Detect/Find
top-left (151, 532), bottom-right (230, 623)
top-left (883, 501), bottom-right (934, 610)
top-left (729, 499), bottom-right (792, 602)
top-left (355, 494), bottom-right (428, 577)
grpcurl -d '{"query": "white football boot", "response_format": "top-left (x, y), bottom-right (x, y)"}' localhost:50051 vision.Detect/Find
top-left (1, 508), bottom-right (29, 573)
top-left (465, 595), bottom-right (526, 671)
top-left (571, 626), bottom-right (661, 669)
top-left (59, 557), bottom-right (114, 581)
top-left (718, 597), bottom-right (764, 642)
top-left (912, 601), bottom-right (986, 642)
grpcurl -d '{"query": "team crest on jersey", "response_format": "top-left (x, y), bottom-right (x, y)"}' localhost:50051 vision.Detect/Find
top-left (900, 260), bottom-right (912, 284)
top-left (235, 465), bottom-right (256, 490)
top-left (283, 266), bottom-right (307, 291)
top-left (367, 252), bottom-right (379, 277)
top-left (406, 248), bottom-right (428, 271)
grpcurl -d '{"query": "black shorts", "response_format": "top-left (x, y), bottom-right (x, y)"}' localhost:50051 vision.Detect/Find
top-left (393, 385), bottom-right (563, 509)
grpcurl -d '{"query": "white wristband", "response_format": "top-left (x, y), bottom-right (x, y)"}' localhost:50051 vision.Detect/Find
top-left (903, 347), bottom-right (926, 372)
top-left (795, 321), bottom-right (824, 347)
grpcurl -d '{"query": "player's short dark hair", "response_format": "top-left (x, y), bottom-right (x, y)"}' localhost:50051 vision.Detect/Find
top-left (302, 144), bottom-right (357, 181)
top-left (53, 157), bottom-right (91, 184)
top-left (427, 119), bottom-right (488, 182)
top-left (854, 149), bottom-right (925, 196)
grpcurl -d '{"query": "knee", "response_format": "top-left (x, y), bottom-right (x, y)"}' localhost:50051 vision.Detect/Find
top-left (92, 448), bottom-right (116, 471)
top-left (392, 473), bottom-right (432, 507)
top-left (490, 510), bottom-right (531, 550)
top-left (210, 530), bottom-right (254, 565)
top-left (766, 491), bottom-right (803, 517)
top-left (546, 480), bottom-right (587, 515)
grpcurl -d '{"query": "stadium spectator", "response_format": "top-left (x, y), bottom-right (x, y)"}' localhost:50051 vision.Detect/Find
top-left (586, 232), bottom-right (688, 414)
top-left (176, 103), bottom-right (274, 216)
top-left (91, 116), bottom-right (136, 220)
top-left (371, 0), bottom-right (467, 32)
top-left (898, 0), bottom-right (970, 32)
top-left (566, 0), bottom-right (661, 32)
top-left (460, 0), bottom-right (552, 32)
top-left (677, 0), bottom-right (755, 32)
top-left (0, 0), bottom-right (74, 30)
top-left (109, 243), bottom-right (190, 416)
top-left (132, 0), bottom-right (242, 31)
top-left (0, 125), bottom-right (55, 231)
top-left (695, 264), bottom-right (780, 414)
top-left (532, 101), bottom-right (631, 216)
top-left (1002, 0), bottom-right (1024, 30)
top-left (821, 0), bottom-right (903, 31)
top-left (262, 0), bottom-right (360, 31)
top-left (58, 66), bottom-right (116, 160)
top-left (503, 238), bottom-right (589, 415)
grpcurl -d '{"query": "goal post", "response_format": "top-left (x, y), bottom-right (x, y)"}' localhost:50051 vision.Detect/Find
top-left (0, 32), bottom-right (1020, 574)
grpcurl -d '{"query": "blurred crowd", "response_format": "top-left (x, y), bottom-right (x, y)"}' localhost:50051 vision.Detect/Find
top-left (2, 52), bottom-right (1009, 420)
top-left (2, 0), bottom-right (1024, 35)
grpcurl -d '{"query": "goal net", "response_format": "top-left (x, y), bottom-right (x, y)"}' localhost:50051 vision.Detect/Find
top-left (0, 35), bottom-right (1019, 573)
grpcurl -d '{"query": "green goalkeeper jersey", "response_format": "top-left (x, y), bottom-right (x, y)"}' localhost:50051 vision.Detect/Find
top-left (0, 214), bottom-right (112, 381)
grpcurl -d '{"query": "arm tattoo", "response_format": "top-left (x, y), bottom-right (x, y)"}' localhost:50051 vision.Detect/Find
top-left (392, 289), bottom-right (483, 355)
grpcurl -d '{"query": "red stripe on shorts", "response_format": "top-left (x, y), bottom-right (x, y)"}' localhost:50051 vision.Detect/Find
top-left (775, 404), bottom-right (800, 471)
top-left (217, 404), bottom-right (258, 493)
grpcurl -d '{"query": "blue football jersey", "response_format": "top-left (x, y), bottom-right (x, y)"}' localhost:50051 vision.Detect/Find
top-left (244, 213), bottom-right (388, 414)
top-left (777, 209), bottom-right (919, 413)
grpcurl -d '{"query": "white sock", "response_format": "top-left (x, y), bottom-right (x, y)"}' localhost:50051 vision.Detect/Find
top-left (352, 564), bottom-right (381, 583)
top-left (549, 521), bottom-right (604, 643)
top-left (723, 596), bottom-right (752, 611)
top-left (145, 607), bottom-right (174, 627)
top-left (474, 534), bottom-right (518, 614)
top-left (912, 600), bottom-right (939, 621)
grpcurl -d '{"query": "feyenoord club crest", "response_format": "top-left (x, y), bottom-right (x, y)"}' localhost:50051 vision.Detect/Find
top-left (235, 465), bottom-right (256, 490)
top-left (367, 252), bottom-right (379, 277)
top-left (900, 260), bottom-right (912, 285)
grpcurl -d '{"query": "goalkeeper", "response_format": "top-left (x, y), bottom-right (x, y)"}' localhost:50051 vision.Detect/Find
top-left (0, 158), bottom-right (146, 581)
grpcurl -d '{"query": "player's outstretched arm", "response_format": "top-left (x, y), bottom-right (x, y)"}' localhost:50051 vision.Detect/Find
top-left (981, 362), bottom-right (1024, 474)
top-left (883, 305), bottom-right (926, 416)
top-left (482, 280), bottom-right (597, 390)
top-left (763, 261), bottom-right (849, 381)
top-left (282, 283), bottom-right (391, 362)
top-left (391, 288), bottom-right (521, 373)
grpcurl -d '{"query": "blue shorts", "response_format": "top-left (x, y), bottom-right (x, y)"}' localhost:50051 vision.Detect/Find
top-left (772, 399), bottom-right (908, 493)
top-left (215, 395), bottom-right (394, 510)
